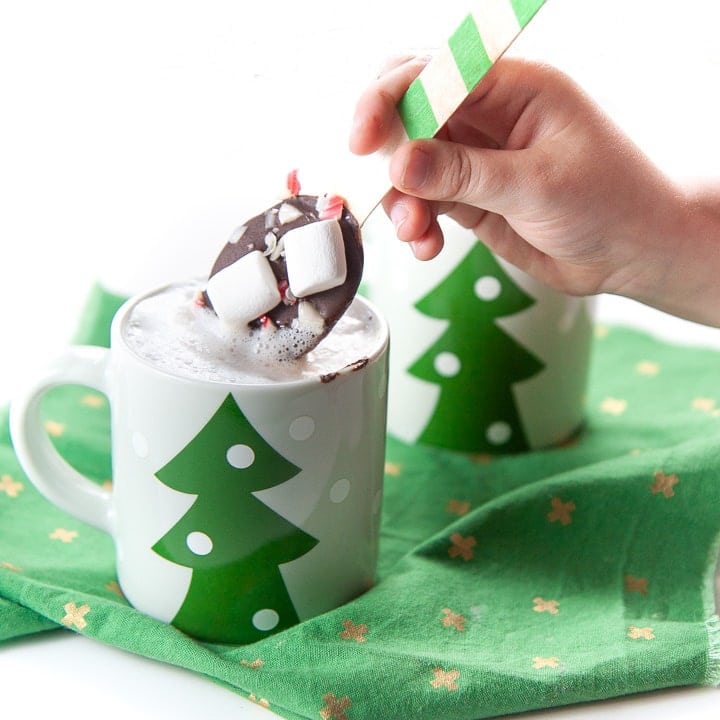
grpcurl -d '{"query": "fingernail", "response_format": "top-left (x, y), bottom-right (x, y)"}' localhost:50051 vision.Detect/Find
top-left (390, 203), bottom-right (408, 231)
top-left (401, 147), bottom-right (431, 191)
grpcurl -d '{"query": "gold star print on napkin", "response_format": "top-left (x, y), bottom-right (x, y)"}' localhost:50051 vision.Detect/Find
top-left (1, 288), bottom-right (720, 720)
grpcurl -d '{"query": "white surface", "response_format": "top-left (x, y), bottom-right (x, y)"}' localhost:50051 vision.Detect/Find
top-left (0, 631), bottom-right (717, 720)
top-left (1, 0), bottom-right (720, 718)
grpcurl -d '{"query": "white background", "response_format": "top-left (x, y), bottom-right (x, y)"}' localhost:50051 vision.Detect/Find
top-left (1, 0), bottom-right (720, 717)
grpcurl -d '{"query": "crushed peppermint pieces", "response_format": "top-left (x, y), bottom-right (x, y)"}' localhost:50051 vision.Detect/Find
top-left (264, 231), bottom-right (285, 261)
top-left (287, 168), bottom-right (301, 196)
top-left (259, 314), bottom-right (274, 330)
top-left (278, 279), bottom-right (297, 306)
top-left (228, 225), bottom-right (247, 244)
top-left (278, 202), bottom-right (303, 225)
top-left (265, 208), bottom-right (279, 229)
top-left (316, 194), bottom-right (345, 221)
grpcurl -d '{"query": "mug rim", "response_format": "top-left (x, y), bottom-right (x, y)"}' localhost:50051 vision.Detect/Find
top-left (112, 281), bottom-right (389, 389)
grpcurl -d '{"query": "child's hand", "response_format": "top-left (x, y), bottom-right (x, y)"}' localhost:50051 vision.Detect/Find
top-left (350, 57), bottom-right (720, 325)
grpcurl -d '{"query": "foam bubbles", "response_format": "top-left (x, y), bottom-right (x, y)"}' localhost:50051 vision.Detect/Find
top-left (122, 282), bottom-right (383, 385)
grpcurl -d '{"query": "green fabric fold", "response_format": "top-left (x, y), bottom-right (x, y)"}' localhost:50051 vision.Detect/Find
top-left (707, 615), bottom-right (720, 685)
top-left (1, 283), bottom-right (719, 719)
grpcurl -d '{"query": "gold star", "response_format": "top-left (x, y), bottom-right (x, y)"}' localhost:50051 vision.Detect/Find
top-left (547, 497), bottom-right (575, 526)
top-left (105, 581), bottom-right (125, 599)
top-left (319, 692), bottom-right (351, 720)
top-left (61, 602), bottom-right (90, 630)
top-left (448, 532), bottom-right (476, 561)
top-left (44, 420), bottom-right (66, 437)
top-left (470, 453), bottom-right (493, 464)
top-left (240, 659), bottom-right (265, 669)
top-left (0, 561), bottom-right (23, 572)
top-left (533, 597), bottom-right (560, 615)
top-left (0, 474), bottom-right (23, 498)
top-left (628, 626), bottom-right (655, 640)
top-left (532, 657), bottom-right (560, 669)
top-left (624, 575), bottom-right (649, 595)
top-left (81, 394), bottom-right (106, 408)
top-left (558, 434), bottom-right (580, 449)
top-left (441, 608), bottom-right (466, 632)
top-left (446, 499), bottom-right (471, 516)
top-left (651, 470), bottom-right (678, 498)
top-left (636, 361), bottom-right (660, 376)
top-left (601, 397), bottom-right (627, 415)
top-left (430, 668), bottom-right (460, 691)
top-left (692, 397), bottom-right (716, 413)
top-left (595, 325), bottom-right (610, 339)
top-left (49, 528), bottom-right (79, 543)
top-left (248, 694), bottom-right (270, 708)
top-left (339, 619), bottom-right (368, 643)
top-left (384, 461), bottom-right (402, 477)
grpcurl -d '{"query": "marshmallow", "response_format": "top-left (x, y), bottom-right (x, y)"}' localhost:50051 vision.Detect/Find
top-left (206, 250), bottom-right (281, 327)
top-left (283, 219), bottom-right (347, 297)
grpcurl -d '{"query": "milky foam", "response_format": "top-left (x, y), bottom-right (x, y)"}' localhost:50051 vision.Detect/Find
top-left (121, 281), bottom-right (385, 384)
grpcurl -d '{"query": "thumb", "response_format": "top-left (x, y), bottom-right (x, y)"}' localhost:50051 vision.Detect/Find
top-left (389, 139), bottom-right (532, 216)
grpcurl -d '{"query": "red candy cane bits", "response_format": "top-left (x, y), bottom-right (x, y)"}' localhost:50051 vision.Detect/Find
top-left (286, 169), bottom-right (301, 196)
top-left (277, 279), bottom-right (297, 306)
top-left (317, 194), bottom-right (345, 221)
top-left (259, 314), bottom-right (275, 329)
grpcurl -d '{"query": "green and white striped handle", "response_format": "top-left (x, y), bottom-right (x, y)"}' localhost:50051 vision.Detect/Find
top-left (306, 0), bottom-right (547, 224)
top-left (398, 0), bottom-right (547, 140)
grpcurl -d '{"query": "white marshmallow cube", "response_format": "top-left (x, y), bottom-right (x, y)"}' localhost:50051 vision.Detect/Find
top-left (283, 219), bottom-right (347, 297)
top-left (206, 250), bottom-right (281, 326)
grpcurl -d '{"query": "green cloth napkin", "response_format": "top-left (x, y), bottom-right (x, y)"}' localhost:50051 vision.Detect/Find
top-left (1, 284), bottom-right (719, 719)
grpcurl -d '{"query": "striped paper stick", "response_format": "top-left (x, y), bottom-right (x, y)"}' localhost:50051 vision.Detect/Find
top-left (303, 0), bottom-right (546, 224)
top-left (398, 0), bottom-right (547, 140)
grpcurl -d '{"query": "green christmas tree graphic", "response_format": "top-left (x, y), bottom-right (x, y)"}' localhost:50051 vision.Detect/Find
top-left (152, 393), bottom-right (318, 644)
top-left (408, 243), bottom-right (544, 453)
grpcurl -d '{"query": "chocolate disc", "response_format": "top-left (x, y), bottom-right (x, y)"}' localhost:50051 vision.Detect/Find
top-left (204, 193), bottom-right (363, 357)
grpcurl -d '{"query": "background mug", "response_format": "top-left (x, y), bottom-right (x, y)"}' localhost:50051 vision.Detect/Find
top-left (10, 283), bottom-right (389, 644)
top-left (363, 214), bottom-right (594, 454)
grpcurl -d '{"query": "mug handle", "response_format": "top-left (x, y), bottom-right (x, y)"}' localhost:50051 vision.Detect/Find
top-left (9, 346), bottom-right (113, 534)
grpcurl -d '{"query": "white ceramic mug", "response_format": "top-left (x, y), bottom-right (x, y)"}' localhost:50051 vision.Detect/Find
top-left (10, 284), bottom-right (389, 644)
top-left (363, 214), bottom-right (594, 454)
